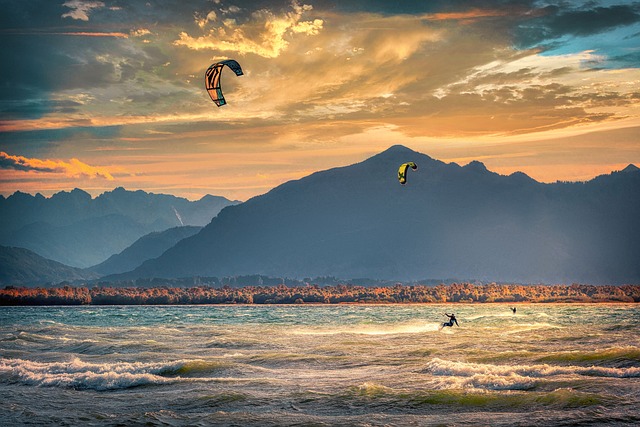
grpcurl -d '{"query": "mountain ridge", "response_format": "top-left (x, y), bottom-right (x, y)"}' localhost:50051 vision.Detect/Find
top-left (0, 187), bottom-right (240, 267)
top-left (108, 145), bottom-right (640, 284)
top-left (0, 245), bottom-right (99, 286)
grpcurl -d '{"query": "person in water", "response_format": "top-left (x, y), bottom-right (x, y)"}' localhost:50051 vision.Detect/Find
top-left (511, 307), bottom-right (517, 314)
top-left (442, 313), bottom-right (459, 328)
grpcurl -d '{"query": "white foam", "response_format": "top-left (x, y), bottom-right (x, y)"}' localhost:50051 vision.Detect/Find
top-left (0, 357), bottom-right (200, 390)
top-left (424, 358), bottom-right (640, 384)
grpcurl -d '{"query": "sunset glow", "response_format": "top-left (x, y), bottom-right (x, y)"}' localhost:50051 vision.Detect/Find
top-left (1, 1), bottom-right (639, 201)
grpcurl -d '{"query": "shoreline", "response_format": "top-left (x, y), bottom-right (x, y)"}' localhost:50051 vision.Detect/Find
top-left (1, 302), bottom-right (638, 308)
top-left (2, 283), bottom-right (639, 306)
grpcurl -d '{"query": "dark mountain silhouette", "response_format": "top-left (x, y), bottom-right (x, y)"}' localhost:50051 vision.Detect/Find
top-left (0, 187), bottom-right (239, 268)
top-left (89, 226), bottom-right (202, 276)
top-left (0, 246), bottom-right (99, 286)
top-left (110, 145), bottom-right (640, 284)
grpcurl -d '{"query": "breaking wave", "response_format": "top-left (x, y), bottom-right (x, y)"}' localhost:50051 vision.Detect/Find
top-left (0, 357), bottom-right (225, 391)
top-left (422, 357), bottom-right (640, 391)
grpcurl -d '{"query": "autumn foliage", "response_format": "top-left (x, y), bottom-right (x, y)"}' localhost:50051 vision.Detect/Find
top-left (1, 282), bottom-right (639, 305)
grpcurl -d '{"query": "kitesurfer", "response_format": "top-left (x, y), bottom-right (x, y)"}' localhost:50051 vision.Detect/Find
top-left (442, 313), bottom-right (459, 328)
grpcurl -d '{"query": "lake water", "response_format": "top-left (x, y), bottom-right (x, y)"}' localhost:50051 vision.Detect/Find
top-left (1, 304), bottom-right (639, 426)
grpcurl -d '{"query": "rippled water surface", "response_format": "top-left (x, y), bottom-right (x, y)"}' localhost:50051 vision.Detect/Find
top-left (1, 304), bottom-right (639, 426)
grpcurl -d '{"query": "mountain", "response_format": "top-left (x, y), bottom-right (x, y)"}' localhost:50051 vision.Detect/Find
top-left (110, 145), bottom-right (640, 285)
top-left (89, 226), bottom-right (202, 276)
top-left (0, 188), bottom-right (239, 268)
top-left (0, 246), bottom-right (99, 286)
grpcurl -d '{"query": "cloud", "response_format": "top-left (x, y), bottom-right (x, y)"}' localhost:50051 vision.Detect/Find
top-left (130, 28), bottom-right (152, 37)
top-left (547, 5), bottom-right (640, 37)
top-left (61, 0), bottom-right (106, 21)
top-left (515, 4), bottom-right (640, 48)
top-left (174, 1), bottom-right (324, 58)
top-left (3, 1), bottom-right (639, 152)
top-left (58, 31), bottom-right (129, 37)
top-left (195, 11), bottom-right (218, 29)
top-left (0, 151), bottom-right (114, 180)
top-left (423, 8), bottom-right (511, 22)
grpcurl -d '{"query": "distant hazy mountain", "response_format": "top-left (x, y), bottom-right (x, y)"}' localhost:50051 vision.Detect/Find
top-left (0, 188), bottom-right (239, 268)
top-left (89, 226), bottom-right (202, 276)
top-left (0, 246), bottom-right (99, 286)
top-left (111, 145), bottom-right (639, 285)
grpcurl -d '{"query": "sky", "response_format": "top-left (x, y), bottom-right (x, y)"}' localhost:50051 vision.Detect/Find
top-left (0, 0), bottom-right (639, 201)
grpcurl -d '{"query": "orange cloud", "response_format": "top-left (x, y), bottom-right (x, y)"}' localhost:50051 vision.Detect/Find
top-left (0, 151), bottom-right (114, 180)
top-left (174, 2), bottom-right (323, 58)
top-left (130, 28), bottom-right (151, 37)
top-left (58, 31), bottom-right (129, 37)
top-left (424, 9), bottom-right (510, 21)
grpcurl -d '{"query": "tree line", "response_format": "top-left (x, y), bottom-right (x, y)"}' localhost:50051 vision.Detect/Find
top-left (1, 282), bottom-right (639, 305)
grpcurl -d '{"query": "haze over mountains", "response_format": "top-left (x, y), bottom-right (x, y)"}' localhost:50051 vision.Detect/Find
top-left (0, 188), bottom-right (239, 268)
top-left (107, 145), bottom-right (639, 285)
top-left (89, 226), bottom-right (202, 276)
top-left (0, 246), bottom-right (99, 286)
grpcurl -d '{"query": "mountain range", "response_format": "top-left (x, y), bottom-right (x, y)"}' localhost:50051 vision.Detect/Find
top-left (0, 246), bottom-right (99, 286)
top-left (106, 145), bottom-right (640, 285)
top-left (0, 188), bottom-right (239, 268)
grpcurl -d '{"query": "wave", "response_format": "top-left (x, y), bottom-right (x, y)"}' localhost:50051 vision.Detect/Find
top-left (0, 330), bottom-right (171, 356)
top-left (499, 323), bottom-right (561, 335)
top-left (407, 387), bottom-right (609, 409)
top-left (536, 347), bottom-right (640, 366)
top-left (342, 382), bottom-right (609, 410)
top-left (163, 359), bottom-right (230, 376)
top-left (246, 352), bottom-right (348, 368)
top-left (465, 312), bottom-right (518, 321)
top-left (422, 357), bottom-right (640, 390)
top-left (3, 331), bottom-right (60, 343)
top-left (0, 357), bottom-right (227, 391)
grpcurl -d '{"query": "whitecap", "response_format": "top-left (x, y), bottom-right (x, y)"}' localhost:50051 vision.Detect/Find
top-left (0, 357), bottom-right (212, 391)
top-left (423, 358), bottom-right (640, 386)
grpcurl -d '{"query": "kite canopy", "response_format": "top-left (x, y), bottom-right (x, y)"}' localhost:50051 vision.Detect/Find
top-left (398, 162), bottom-right (417, 185)
top-left (205, 59), bottom-right (243, 107)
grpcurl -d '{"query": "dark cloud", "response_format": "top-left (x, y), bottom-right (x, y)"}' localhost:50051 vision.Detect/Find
top-left (313, 0), bottom-right (537, 15)
top-left (0, 99), bottom-right (82, 120)
top-left (0, 126), bottom-right (121, 158)
top-left (515, 4), bottom-right (640, 48)
top-left (553, 5), bottom-right (640, 36)
top-left (0, 1), bottom-right (180, 120)
top-left (0, 33), bottom-right (138, 116)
